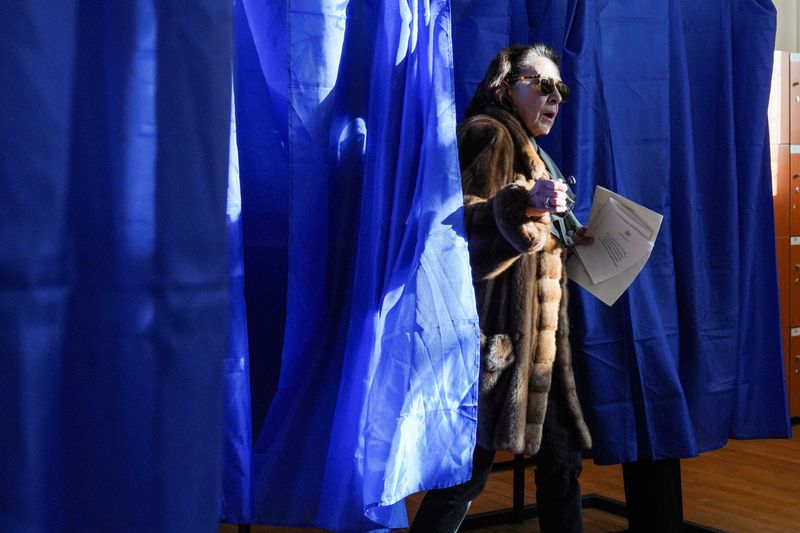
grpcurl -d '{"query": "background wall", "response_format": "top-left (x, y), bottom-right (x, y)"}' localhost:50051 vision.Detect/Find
top-left (775, 0), bottom-right (799, 51)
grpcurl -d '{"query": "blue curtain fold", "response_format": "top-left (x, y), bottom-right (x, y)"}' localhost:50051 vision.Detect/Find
top-left (558, 0), bottom-right (790, 464)
top-left (1, 1), bottom-right (232, 531)
top-left (223, 0), bottom-right (789, 529)
top-left (225, 0), bottom-right (480, 530)
top-left (223, 85), bottom-right (254, 521)
top-left (525, 0), bottom-right (790, 463)
top-left (4, 3), bottom-right (787, 529)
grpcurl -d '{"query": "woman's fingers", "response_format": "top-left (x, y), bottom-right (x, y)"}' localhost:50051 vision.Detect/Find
top-left (528, 180), bottom-right (569, 214)
top-left (529, 193), bottom-right (566, 212)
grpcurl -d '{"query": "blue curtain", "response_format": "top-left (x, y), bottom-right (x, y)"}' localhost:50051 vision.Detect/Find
top-left (225, 0), bottom-right (480, 530)
top-left (562, 0), bottom-right (790, 464)
top-left (223, 0), bottom-right (790, 530)
top-left (223, 86), bottom-right (254, 520)
top-left (451, 0), bottom-right (790, 464)
top-left (1, 2), bottom-right (232, 531)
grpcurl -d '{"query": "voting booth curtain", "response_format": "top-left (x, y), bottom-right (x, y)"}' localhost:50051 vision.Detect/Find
top-left (1, 1), bottom-right (789, 532)
top-left (225, 0), bottom-right (790, 530)
top-left (526, 0), bottom-right (791, 464)
top-left (1, 1), bottom-right (232, 532)
top-left (225, 0), bottom-right (480, 529)
top-left (450, 0), bottom-right (790, 464)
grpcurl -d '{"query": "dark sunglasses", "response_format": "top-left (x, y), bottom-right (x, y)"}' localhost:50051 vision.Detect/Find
top-left (508, 75), bottom-right (570, 102)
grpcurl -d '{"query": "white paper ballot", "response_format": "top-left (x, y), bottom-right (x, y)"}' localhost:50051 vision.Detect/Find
top-left (567, 186), bottom-right (662, 306)
top-left (572, 197), bottom-right (654, 284)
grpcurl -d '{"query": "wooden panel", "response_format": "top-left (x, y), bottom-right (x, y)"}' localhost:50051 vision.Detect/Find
top-left (777, 238), bottom-right (790, 328)
top-left (791, 54), bottom-right (800, 144)
top-left (784, 327), bottom-right (791, 380)
top-left (769, 51), bottom-right (790, 144)
top-left (773, 144), bottom-right (790, 237)
top-left (791, 244), bottom-right (800, 326)
top-left (785, 328), bottom-right (792, 417)
top-left (791, 152), bottom-right (800, 234)
top-left (789, 333), bottom-right (800, 417)
top-left (790, 243), bottom-right (800, 325)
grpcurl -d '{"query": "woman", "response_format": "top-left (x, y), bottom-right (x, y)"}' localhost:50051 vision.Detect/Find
top-left (410, 44), bottom-right (593, 533)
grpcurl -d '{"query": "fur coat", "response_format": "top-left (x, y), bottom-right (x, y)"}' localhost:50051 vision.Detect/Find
top-left (457, 106), bottom-right (592, 455)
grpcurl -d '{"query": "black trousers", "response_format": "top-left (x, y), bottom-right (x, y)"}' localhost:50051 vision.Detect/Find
top-left (409, 393), bottom-right (584, 533)
top-left (621, 458), bottom-right (684, 533)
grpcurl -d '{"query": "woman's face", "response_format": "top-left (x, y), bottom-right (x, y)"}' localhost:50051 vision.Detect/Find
top-left (508, 56), bottom-right (563, 137)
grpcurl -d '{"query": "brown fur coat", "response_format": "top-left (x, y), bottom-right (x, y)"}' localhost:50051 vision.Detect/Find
top-left (458, 106), bottom-right (592, 455)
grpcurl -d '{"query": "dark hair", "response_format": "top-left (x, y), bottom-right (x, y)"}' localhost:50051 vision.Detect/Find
top-left (464, 43), bottom-right (560, 118)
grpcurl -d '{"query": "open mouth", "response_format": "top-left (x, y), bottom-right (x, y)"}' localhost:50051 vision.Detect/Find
top-left (542, 110), bottom-right (557, 120)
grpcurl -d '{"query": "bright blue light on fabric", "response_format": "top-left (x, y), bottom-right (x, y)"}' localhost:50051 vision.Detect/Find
top-left (225, 0), bottom-right (479, 530)
top-left (223, 82), bottom-right (254, 522)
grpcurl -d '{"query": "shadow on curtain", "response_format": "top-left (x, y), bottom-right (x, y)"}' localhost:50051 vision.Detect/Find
top-left (224, 0), bottom-right (480, 530)
top-left (1, 1), bottom-right (232, 531)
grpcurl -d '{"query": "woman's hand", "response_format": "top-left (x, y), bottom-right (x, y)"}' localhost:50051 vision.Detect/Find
top-left (526, 179), bottom-right (568, 218)
top-left (571, 226), bottom-right (594, 246)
